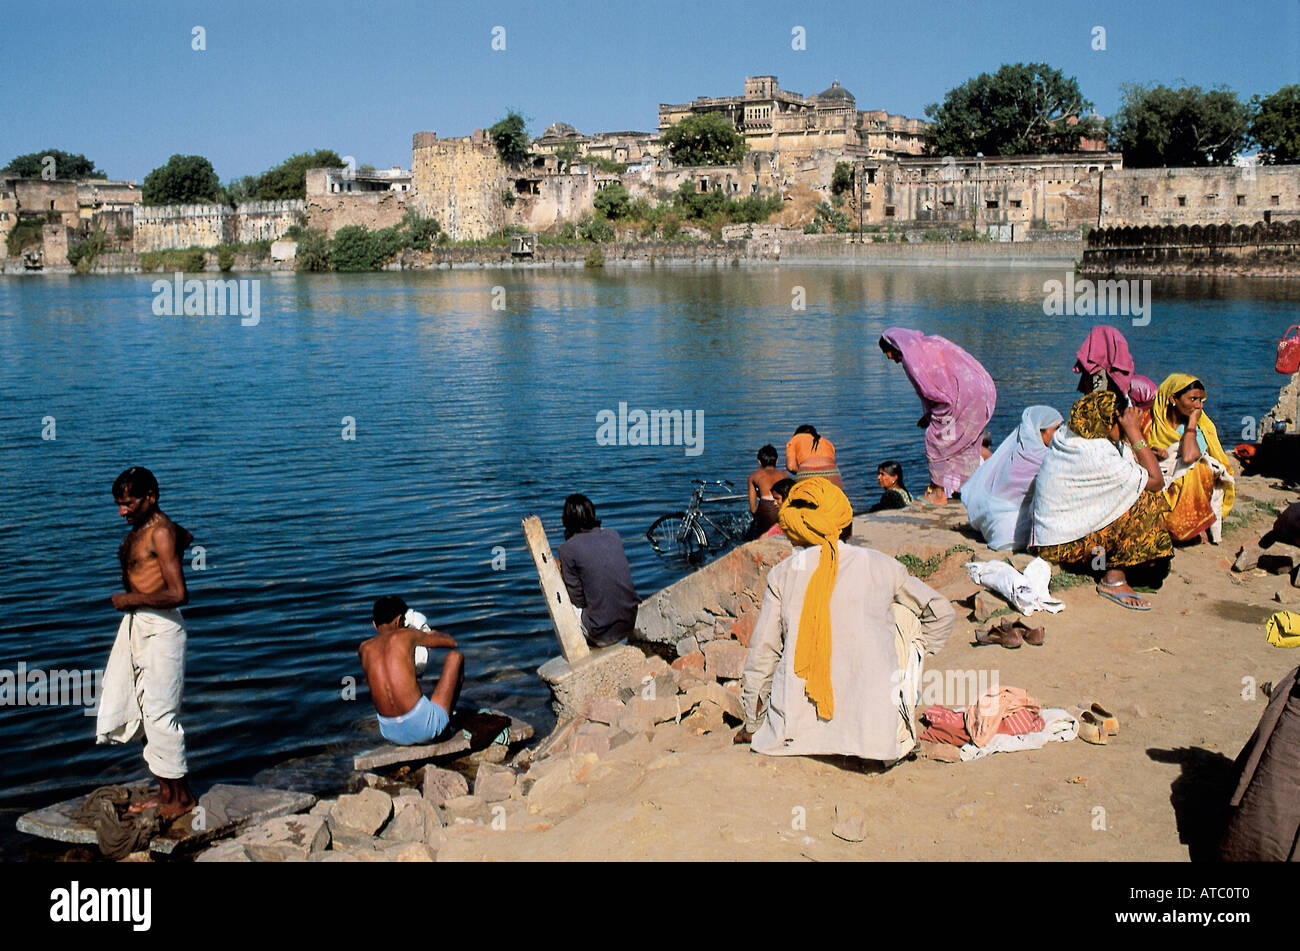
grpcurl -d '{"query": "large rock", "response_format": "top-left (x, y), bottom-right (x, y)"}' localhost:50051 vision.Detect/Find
top-left (195, 841), bottom-right (253, 863)
top-left (442, 795), bottom-right (490, 825)
top-left (706, 681), bottom-right (745, 721)
top-left (331, 788), bottom-right (392, 836)
top-left (381, 795), bottom-right (443, 846)
top-left (382, 842), bottom-right (437, 862)
top-left (702, 640), bottom-right (749, 680)
top-left (538, 644), bottom-right (647, 719)
top-left (236, 814), bottom-right (331, 861)
top-left (473, 763), bottom-right (518, 802)
top-left (418, 765), bottom-right (470, 806)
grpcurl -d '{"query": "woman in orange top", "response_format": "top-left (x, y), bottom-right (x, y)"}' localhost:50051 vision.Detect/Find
top-left (785, 425), bottom-right (844, 491)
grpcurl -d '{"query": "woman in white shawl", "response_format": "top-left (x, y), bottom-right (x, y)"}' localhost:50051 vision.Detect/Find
top-left (962, 406), bottom-right (1063, 551)
top-left (1031, 391), bottom-right (1173, 611)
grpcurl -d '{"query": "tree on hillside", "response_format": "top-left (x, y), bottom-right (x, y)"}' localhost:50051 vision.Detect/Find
top-left (661, 113), bottom-right (748, 167)
top-left (923, 63), bottom-right (1097, 156)
top-left (2, 150), bottom-right (105, 180)
top-left (254, 150), bottom-right (347, 201)
top-left (593, 183), bottom-right (631, 219)
top-left (1109, 83), bottom-right (1250, 167)
top-left (1251, 84), bottom-right (1300, 165)
top-left (141, 154), bottom-right (223, 205)
top-left (489, 112), bottom-right (531, 165)
top-left (831, 161), bottom-right (854, 195)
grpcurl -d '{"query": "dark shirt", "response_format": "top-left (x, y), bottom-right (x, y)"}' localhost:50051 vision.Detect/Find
top-left (557, 527), bottom-right (639, 647)
top-left (868, 487), bottom-right (912, 513)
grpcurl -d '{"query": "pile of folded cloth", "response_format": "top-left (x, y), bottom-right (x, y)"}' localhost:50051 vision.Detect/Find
top-left (920, 686), bottom-right (1079, 761)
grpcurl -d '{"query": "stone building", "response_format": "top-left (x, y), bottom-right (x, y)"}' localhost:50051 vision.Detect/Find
top-left (304, 166), bottom-right (411, 236)
top-left (1096, 165), bottom-right (1300, 228)
top-left (659, 75), bottom-right (929, 160)
top-left (1, 177), bottom-right (141, 261)
top-left (132, 201), bottom-right (305, 253)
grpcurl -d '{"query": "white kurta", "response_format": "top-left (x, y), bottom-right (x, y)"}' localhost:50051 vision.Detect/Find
top-left (742, 542), bottom-right (955, 761)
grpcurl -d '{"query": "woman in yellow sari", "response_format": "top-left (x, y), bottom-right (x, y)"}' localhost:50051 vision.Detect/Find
top-left (1145, 374), bottom-right (1235, 543)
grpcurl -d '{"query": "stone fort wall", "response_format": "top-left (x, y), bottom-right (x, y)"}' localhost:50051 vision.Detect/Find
top-left (411, 133), bottom-right (507, 241)
top-left (133, 200), bottom-right (304, 252)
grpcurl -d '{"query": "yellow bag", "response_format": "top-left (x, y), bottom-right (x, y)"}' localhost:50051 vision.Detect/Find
top-left (1266, 611), bottom-right (1300, 649)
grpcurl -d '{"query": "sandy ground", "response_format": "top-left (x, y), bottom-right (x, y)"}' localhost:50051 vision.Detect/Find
top-left (437, 474), bottom-right (1298, 862)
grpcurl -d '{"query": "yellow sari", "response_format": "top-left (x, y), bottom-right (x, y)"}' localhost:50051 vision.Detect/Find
top-left (1146, 373), bottom-right (1235, 541)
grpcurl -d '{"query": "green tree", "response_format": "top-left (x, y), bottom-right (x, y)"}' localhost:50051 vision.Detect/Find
top-left (1251, 84), bottom-right (1300, 165)
top-left (924, 63), bottom-right (1096, 156)
top-left (2, 149), bottom-right (105, 179)
top-left (295, 228), bottom-right (331, 271)
top-left (401, 210), bottom-right (442, 250)
top-left (223, 175), bottom-right (260, 205)
top-left (489, 111), bottom-right (531, 165)
top-left (661, 113), bottom-right (748, 167)
top-left (330, 225), bottom-right (383, 271)
top-left (593, 183), bottom-right (631, 219)
top-left (142, 154), bottom-right (223, 205)
top-left (1109, 83), bottom-right (1250, 167)
top-left (254, 150), bottom-right (346, 201)
top-left (831, 161), bottom-right (854, 196)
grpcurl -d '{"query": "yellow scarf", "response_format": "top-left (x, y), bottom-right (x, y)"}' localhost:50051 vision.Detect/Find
top-left (777, 477), bottom-right (854, 720)
top-left (1148, 373), bottom-right (1234, 516)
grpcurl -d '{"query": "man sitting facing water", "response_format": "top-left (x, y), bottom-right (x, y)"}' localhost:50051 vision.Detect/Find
top-left (359, 595), bottom-right (463, 745)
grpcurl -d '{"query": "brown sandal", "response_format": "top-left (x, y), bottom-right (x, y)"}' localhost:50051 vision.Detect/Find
top-left (1010, 620), bottom-right (1046, 646)
top-left (975, 617), bottom-right (1022, 649)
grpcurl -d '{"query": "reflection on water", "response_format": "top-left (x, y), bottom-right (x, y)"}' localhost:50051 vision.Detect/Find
top-left (0, 266), bottom-right (1295, 853)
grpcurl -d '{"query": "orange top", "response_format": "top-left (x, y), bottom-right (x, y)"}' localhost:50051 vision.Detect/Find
top-left (785, 432), bottom-right (837, 472)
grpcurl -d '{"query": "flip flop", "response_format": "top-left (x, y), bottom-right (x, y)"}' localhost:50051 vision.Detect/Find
top-left (1096, 585), bottom-right (1151, 611)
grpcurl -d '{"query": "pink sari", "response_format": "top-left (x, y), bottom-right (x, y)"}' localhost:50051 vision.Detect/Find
top-left (881, 328), bottom-right (997, 495)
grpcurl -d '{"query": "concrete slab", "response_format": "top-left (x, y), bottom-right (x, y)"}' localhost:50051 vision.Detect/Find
top-left (16, 783), bottom-right (317, 856)
top-left (352, 710), bottom-right (534, 771)
top-left (538, 644), bottom-right (646, 718)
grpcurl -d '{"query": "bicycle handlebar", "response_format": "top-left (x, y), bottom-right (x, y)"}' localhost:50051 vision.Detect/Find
top-left (692, 479), bottom-right (735, 487)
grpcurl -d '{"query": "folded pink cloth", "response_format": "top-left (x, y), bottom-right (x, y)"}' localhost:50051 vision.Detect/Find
top-left (965, 687), bottom-right (1041, 747)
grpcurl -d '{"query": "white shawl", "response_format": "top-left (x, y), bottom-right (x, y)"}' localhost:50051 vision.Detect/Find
top-left (1031, 425), bottom-right (1147, 547)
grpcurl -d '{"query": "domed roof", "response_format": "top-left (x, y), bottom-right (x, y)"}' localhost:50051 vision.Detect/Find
top-left (543, 121), bottom-right (581, 139)
top-left (816, 80), bottom-right (855, 103)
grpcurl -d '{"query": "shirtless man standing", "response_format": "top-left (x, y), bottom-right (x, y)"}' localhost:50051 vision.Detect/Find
top-left (746, 445), bottom-right (785, 539)
top-left (358, 596), bottom-right (463, 745)
top-left (97, 467), bottom-right (196, 820)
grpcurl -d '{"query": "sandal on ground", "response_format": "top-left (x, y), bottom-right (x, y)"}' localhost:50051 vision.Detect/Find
top-left (1078, 710), bottom-right (1108, 745)
top-left (975, 618), bottom-right (1022, 649)
top-left (1010, 619), bottom-right (1046, 646)
top-left (1095, 581), bottom-right (1151, 611)
top-left (1085, 702), bottom-right (1119, 736)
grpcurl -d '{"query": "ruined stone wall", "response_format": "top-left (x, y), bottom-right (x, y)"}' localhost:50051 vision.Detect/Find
top-left (1099, 165), bottom-right (1300, 227)
top-left (509, 173), bottom-right (595, 232)
top-left (133, 200), bottom-right (304, 252)
top-left (11, 180), bottom-right (79, 225)
top-left (41, 224), bottom-right (70, 267)
top-left (305, 190), bottom-right (409, 236)
top-left (411, 133), bottom-right (507, 241)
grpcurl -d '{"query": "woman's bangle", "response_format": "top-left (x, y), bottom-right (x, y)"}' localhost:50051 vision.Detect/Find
top-left (1131, 439), bottom-right (1149, 451)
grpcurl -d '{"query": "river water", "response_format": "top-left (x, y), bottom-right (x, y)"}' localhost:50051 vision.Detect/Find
top-left (0, 265), bottom-right (1295, 854)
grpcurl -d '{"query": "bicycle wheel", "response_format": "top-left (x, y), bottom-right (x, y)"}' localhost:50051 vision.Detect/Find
top-left (647, 512), bottom-right (707, 554)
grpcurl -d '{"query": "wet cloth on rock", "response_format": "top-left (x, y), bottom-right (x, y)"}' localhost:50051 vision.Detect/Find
top-left (964, 557), bottom-right (1063, 616)
top-left (73, 785), bottom-right (161, 861)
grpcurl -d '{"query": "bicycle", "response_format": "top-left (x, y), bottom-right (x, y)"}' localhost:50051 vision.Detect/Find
top-left (646, 480), bottom-right (752, 557)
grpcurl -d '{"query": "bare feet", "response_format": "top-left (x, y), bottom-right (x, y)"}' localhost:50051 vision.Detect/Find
top-left (922, 485), bottom-right (949, 506)
top-left (127, 796), bottom-right (162, 814)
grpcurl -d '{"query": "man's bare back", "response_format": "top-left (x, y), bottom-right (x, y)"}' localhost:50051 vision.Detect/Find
top-left (359, 620), bottom-right (462, 719)
top-left (748, 466), bottom-right (784, 513)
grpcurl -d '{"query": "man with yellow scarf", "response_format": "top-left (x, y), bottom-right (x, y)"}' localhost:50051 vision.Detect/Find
top-left (1144, 374), bottom-right (1235, 543)
top-left (739, 478), bottom-right (955, 761)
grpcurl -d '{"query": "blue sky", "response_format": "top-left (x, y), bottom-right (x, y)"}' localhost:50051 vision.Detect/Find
top-left (2, 0), bottom-right (1296, 182)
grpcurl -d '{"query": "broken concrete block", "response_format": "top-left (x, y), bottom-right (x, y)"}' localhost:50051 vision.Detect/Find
top-left (332, 788), bottom-right (392, 836)
top-left (236, 814), bottom-right (331, 860)
top-left (473, 762), bottom-right (518, 803)
top-left (832, 803), bottom-right (866, 842)
top-left (195, 841), bottom-right (253, 863)
top-left (538, 644), bottom-right (646, 719)
top-left (380, 796), bottom-right (443, 845)
top-left (442, 795), bottom-right (490, 825)
top-left (702, 639), bottom-right (749, 680)
top-left (584, 696), bottom-right (626, 725)
top-left (973, 590), bottom-right (1007, 622)
top-left (418, 765), bottom-right (469, 806)
top-left (706, 681), bottom-right (745, 721)
top-left (671, 650), bottom-right (706, 677)
top-left (382, 842), bottom-right (437, 862)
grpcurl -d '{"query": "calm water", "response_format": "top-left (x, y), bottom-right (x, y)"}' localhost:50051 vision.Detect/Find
top-left (1, 265), bottom-right (1296, 854)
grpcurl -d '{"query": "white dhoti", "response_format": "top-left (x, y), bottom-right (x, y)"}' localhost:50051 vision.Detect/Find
top-left (95, 607), bottom-right (188, 779)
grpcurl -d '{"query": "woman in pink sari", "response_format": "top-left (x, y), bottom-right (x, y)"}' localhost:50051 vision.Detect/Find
top-left (1073, 326), bottom-right (1135, 395)
top-left (879, 328), bottom-right (997, 505)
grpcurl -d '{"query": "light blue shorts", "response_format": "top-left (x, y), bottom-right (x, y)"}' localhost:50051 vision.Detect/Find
top-left (377, 696), bottom-right (450, 746)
